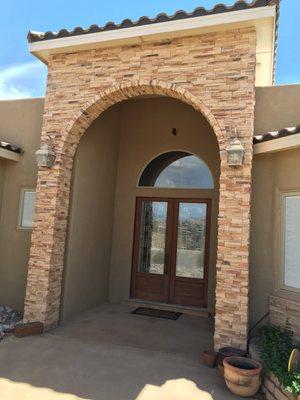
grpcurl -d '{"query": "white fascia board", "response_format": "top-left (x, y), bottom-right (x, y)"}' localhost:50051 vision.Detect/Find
top-left (0, 148), bottom-right (20, 162)
top-left (254, 134), bottom-right (300, 155)
top-left (29, 6), bottom-right (276, 56)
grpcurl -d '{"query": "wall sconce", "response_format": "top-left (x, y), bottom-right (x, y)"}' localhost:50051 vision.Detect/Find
top-left (35, 141), bottom-right (56, 168)
top-left (226, 131), bottom-right (245, 167)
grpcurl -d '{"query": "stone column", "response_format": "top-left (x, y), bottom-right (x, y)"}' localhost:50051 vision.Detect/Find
top-left (214, 141), bottom-right (253, 350)
top-left (23, 153), bottom-right (73, 328)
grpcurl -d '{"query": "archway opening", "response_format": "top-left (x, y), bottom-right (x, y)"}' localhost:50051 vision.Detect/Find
top-left (62, 95), bottom-right (220, 322)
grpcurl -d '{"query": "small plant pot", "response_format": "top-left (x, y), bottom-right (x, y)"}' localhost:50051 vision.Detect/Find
top-left (202, 350), bottom-right (218, 368)
top-left (223, 356), bottom-right (263, 398)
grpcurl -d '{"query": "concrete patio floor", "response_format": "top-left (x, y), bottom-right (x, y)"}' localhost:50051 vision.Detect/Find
top-left (0, 304), bottom-right (253, 400)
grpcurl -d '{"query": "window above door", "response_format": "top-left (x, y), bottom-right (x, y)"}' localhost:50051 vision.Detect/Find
top-left (138, 151), bottom-right (214, 189)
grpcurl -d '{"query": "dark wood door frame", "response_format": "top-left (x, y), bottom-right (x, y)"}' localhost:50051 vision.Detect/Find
top-left (130, 197), bottom-right (211, 308)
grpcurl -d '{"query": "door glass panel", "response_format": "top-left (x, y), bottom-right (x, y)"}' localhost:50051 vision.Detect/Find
top-left (176, 203), bottom-right (207, 279)
top-left (138, 201), bottom-right (168, 274)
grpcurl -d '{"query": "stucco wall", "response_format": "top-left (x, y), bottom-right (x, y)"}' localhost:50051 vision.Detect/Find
top-left (0, 98), bottom-right (44, 310)
top-left (62, 105), bottom-right (121, 320)
top-left (255, 84), bottom-right (300, 132)
top-left (250, 147), bottom-right (300, 327)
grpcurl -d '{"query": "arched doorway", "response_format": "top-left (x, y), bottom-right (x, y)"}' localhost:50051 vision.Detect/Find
top-left (61, 97), bottom-right (219, 321)
top-left (24, 79), bottom-right (253, 349)
top-left (131, 151), bottom-right (214, 307)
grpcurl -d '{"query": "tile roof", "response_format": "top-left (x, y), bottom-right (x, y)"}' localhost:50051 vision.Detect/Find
top-left (253, 126), bottom-right (300, 144)
top-left (27, 0), bottom-right (280, 43)
top-left (0, 141), bottom-right (22, 154)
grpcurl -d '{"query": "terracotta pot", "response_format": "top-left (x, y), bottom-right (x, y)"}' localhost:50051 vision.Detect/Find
top-left (202, 350), bottom-right (218, 368)
top-left (223, 357), bottom-right (263, 398)
top-left (218, 347), bottom-right (247, 366)
top-left (218, 347), bottom-right (247, 376)
top-left (14, 322), bottom-right (44, 338)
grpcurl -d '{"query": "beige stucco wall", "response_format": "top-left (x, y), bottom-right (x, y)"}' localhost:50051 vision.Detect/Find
top-left (250, 147), bottom-right (300, 327)
top-left (255, 84), bottom-right (300, 132)
top-left (250, 83), bottom-right (300, 328)
top-left (0, 98), bottom-right (44, 310)
top-left (62, 105), bottom-right (121, 320)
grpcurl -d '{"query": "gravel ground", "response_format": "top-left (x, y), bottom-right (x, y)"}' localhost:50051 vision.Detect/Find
top-left (0, 306), bottom-right (22, 340)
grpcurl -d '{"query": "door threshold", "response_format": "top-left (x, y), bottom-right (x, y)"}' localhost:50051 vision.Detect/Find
top-left (123, 299), bottom-right (210, 318)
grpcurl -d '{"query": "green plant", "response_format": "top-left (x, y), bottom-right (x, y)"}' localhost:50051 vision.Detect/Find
top-left (286, 373), bottom-right (300, 395)
top-left (260, 323), bottom-right (300, 395)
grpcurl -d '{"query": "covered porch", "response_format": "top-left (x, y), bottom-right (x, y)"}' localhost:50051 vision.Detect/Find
top-left (24, 80), bottom-right (253, 351)
top-left (0, 304), bottom-right (251, 400)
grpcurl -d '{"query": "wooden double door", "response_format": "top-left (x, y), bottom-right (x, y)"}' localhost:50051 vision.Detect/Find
top-left (131, 197), bottom-right (211, 308)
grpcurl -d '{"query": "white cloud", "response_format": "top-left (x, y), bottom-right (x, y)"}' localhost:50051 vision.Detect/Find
top-left (0, 61), bottom-right (47, 100)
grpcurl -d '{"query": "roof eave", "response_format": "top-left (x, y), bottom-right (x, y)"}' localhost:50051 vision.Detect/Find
top-left (29, 5), bottom-right (276, 65)
top-left (254, 133), bottom-right (300, 154)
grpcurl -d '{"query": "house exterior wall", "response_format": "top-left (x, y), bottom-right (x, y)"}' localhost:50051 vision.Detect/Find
top-left (250, 147), bottom-right (300, 334)
top-left (255, 85), bottom-right (300, 132)
top-left (0, 86), bottom-right (298, 333)
top-left (269, 296), bottom-right (300, 342)
top-left (23, 27), bottom-right (257, 350)
top-left (0, 99), bottom-right (43, 310)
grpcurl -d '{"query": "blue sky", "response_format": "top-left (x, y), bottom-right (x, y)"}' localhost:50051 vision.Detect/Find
top-left (0, 0), bottom-right (298, 99)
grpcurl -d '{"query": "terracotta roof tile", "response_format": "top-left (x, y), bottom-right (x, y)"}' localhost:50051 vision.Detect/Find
top-left (27, 0), bottom-right (280, 43)
top-left (253, 125), bottom-right (300, 144)
top-left (0, 141), bottom-right (22, 154)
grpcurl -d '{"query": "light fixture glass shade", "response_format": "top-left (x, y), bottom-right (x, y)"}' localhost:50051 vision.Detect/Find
top-left (226, 137), bottom-right (245, 167)
top-left (35, 143), bottom-right (56, 167)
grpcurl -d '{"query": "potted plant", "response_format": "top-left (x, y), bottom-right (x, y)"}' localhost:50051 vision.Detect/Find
top-left (223, 356), bottom-right (263, 397)
top-left (260, 324), bottom-right (300, 399)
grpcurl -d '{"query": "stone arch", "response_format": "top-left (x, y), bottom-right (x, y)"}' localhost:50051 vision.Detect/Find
top-left (58, 80), bottom-right (225, 160)
top-left (24, 79), bottom-right (234, 349)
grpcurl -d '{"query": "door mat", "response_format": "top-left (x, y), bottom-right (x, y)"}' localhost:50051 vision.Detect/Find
top-left (131, 307), bottom-right (182, 320)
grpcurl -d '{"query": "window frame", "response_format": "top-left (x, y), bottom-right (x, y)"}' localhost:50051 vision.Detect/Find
top-left (17, 188), bottom-right (36, 231)
top-left (137, 151), bottom-right (215, 190)
top-left (280, 190), bottom-right (300, 294)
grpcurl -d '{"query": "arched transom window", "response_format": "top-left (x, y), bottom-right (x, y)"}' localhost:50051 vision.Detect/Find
top-left (139, 151), bottom-right (214, 189)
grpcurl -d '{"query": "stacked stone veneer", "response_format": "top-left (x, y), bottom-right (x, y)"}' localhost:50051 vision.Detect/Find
top-left (24, 27), bottom-right (257, 350)
top-left (269, 295), bottom-right (300, 342)
top-left (263, 373), bottom-right (300, 400)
